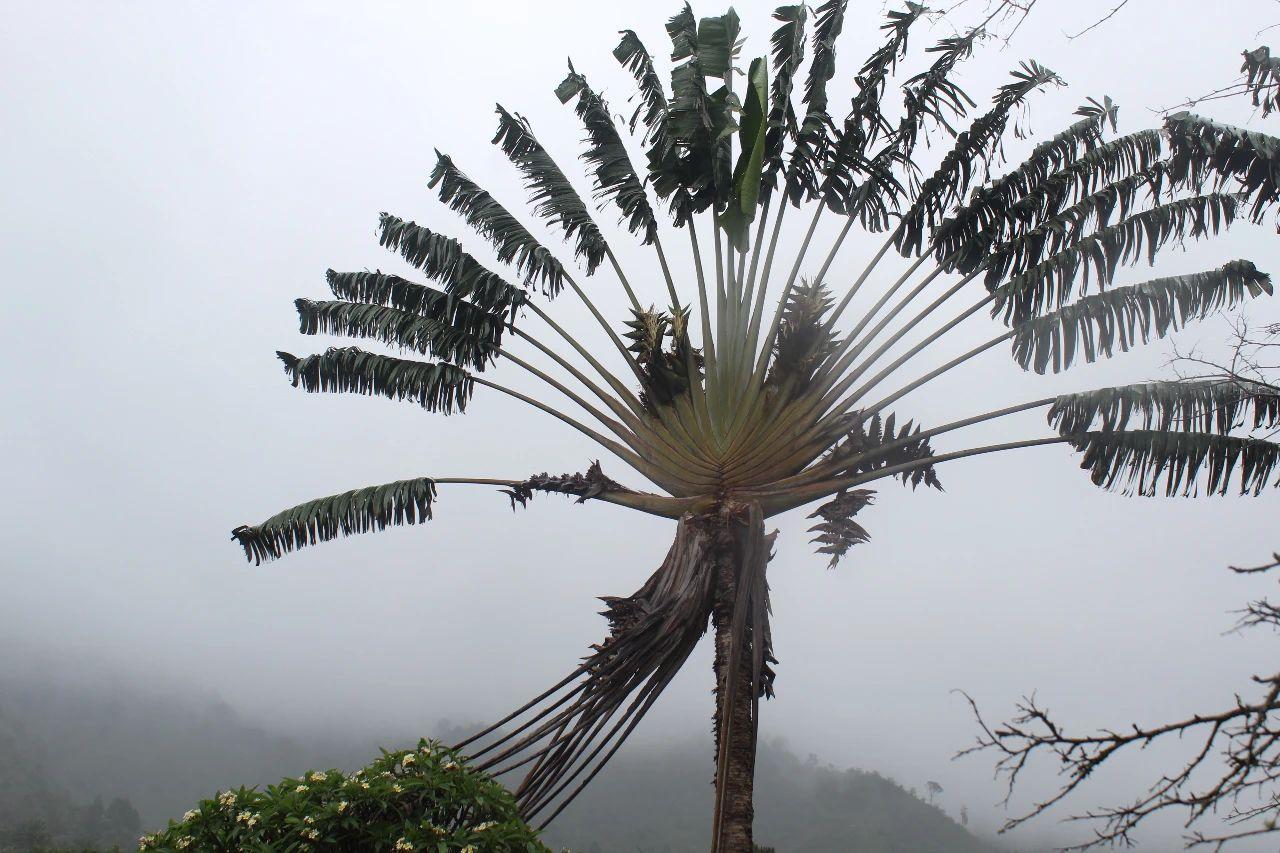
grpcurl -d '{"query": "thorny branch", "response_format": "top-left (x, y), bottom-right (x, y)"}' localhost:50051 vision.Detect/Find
top-left (957, 556), bottom-right (1280, 850)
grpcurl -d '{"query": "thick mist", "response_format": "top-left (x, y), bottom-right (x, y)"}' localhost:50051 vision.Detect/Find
top-left (2, 1), bottom-right (1278, 850)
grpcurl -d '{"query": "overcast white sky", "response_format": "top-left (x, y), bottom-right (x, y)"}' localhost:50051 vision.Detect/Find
top-left (3, 0), bottom-right (1279, 848)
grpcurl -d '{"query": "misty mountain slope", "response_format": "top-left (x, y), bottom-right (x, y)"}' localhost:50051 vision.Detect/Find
top-left (0, 667), bottom-right (998, 851)
top-left (541, 738), bottom-right (995, 853)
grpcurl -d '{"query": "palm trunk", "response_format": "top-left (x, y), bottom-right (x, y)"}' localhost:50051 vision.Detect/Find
top-left (707, 502), bottom-right (774, 853)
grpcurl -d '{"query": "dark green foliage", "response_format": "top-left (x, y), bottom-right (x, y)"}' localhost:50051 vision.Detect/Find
top-left (1049, 380), bottom-right (1280, 435)
top-left (555, 65), bottom-right (659, 245)
top-left (1165, 113), bottom-right (1280, 223)
top-left (981, 167), bottom-right (1167, 289)
top-left (994, 193), bottom-right (1245, 323)
top-left (785, 0), bottom-right (846, 206)
top-left (895, 28), bottom-right (981, 154)
top-left (276, 347), bottom-right (473, 414)
top-left (231, 477), bottom-right (437, 564)
top-left (807, 488), bottom-right (874, 567)
top-left (429, 154), bottom-right (567, 296)
top-left (896, 62), bottom-right (1064, 257)
top-left (1068, 430), bottom-right (1280, 496)
top-left (613, 30), bottom-right (668, 139)
top-left (493, 107), bottom-right (609, 275)
top-left (624, 305), bottom-right (702, 411)
top-left (373, 217), bottom-right (528, 316)
top-left (934, 97), bottom-right (1119, 270)
top-left (819, 3), bottom-right (925, 220)
top-left (296, 299), bottom-right (501, 371)
top-left (761, 4), bottom-right (807, 195)
top-left (142, 742), bottom-right (549, 852)
top-left (1009, 261), bottom-right (1272, 373)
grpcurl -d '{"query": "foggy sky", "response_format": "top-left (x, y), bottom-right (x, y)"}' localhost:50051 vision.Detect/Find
top-left (3, 1), bottom-right (1278, 848)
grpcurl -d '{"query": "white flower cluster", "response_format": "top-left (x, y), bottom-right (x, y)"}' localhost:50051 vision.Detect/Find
top-left (302, 827), bottom-right (320, 840)
top-left (182, 809), bottom-right (199, 822)
top-left (235, 810), bottom-right (260, 828)
top-left (401, 752), bottom-right (416, 766)
top-left (393, 838), bottom-right (415, 851)
top-left (472, 821), bottom-right (498, 832)
top-left (308, 770), bottom-right (328, 782)
top-left (217, 791), bottom-right (237, 808)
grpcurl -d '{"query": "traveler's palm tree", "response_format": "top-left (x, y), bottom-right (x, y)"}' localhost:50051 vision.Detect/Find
top-left (232, 4), bottom-right (1280, 850)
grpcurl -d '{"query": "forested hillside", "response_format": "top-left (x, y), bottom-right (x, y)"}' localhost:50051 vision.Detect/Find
top-left (0, 669), bottom-right (1003, 852)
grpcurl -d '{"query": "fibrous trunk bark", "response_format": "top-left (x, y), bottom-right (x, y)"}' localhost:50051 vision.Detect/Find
top-left (458, 502), bottom-right (774, 853)
top-left (709, 501), bottom-right (775, 853)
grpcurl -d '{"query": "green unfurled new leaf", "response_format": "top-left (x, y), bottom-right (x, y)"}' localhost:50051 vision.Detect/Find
top-left (1010, 261), bottom-right (1272, 374)
top-left (295, 299), bottom-right (501, 371)
top-left (994, 193), bottom-right (1245, 323)
top-left (429, 153), bottom-right (567, 296)
top-left (556, 64), bottom-right (660, 245)
top-left (276, 347), bottom-right (473, 415)
top-left (1069, 430), bottom-right (1280, 497)
top-left (1165, 112), bottom-right (1280, 224)
top-left (719, 57), bottom-right (769, 249)
top-left (1050, 380), bottom-right (1280, 436)
top-left (231, 478), bottom-right (438, 564)
top-left (492, 106), bottom-right (610, 275)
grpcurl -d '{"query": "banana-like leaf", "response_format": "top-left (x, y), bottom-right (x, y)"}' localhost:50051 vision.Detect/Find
top-left (614, 30), bottom-right (668, 140)
top-left (231, 478), bottom-right (437, 564)
top-left (1010, 261), bottom-right (1272, 374)
top-left (894, 28), bottom-right (981, 157)
top-left (1050, 380), bottom-right (1280, 435)
top-left (761, 4), bottom-right (807, 194)
top-left (784, 0), bottom-right (846, 205)
top-left (276, 347), bottom-right (473, 415)
top-left (818, 3), bottom-right (924, 217)
top-left (295, 299), bottom-right (500, 371)
top-left (1242, 46), bottom-right (1280, 118)
top-left (373, 218), bottom-right (528, 317)
top-left (429, 153), bottom-right (567, 296)
top-left (807, 488), bottom-right (874, 568)
top-left (994, 193), bottom-right (1244, 323)
top-left (1068, 430), bottom-right (1280, 497)
top-left (555, 65), bottom-right (659, 245)
top-left (493, 107), bottom-right (609, 275)
top-left (1165, 112), bottom-right (1280, 223)
top-left (897, 62), bottom-right (1063, 257)
top-left (933, 97), bottom-right (1120, 269)
top-left (983, 167), bottom-right (1168, 288)
top-left (719, 57), bottom-right (769, 249)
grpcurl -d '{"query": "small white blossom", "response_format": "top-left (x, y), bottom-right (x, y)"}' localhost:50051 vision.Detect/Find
top-left (182, 809), bottom-right (199, 822)
top-left (442, 760), bottom-right (459, 771)
top-left (391, 783), bottom-right (403, 793)
top-left (393, 839), bottom-right (414, 851)
top-left (401, 752), bottom-right (416, 765)
top-left (294, 784), bottom-right (309, 793)
top-left (360, 781), bottom-right (371, 790)
top-left (336, 800), bottom-right (350, 813)
top-left (302, 827), bottom-right (320, 840)
top-left (176, 838), bottom-right (192, 849)
top-left (472, 821), bottom-right (497, 832)
top-left (309, 771), bottom-right (328, 782)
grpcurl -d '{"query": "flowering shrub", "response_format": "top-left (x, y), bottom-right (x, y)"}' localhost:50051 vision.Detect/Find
top-left (138, 740), bottom-right (550, 852)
